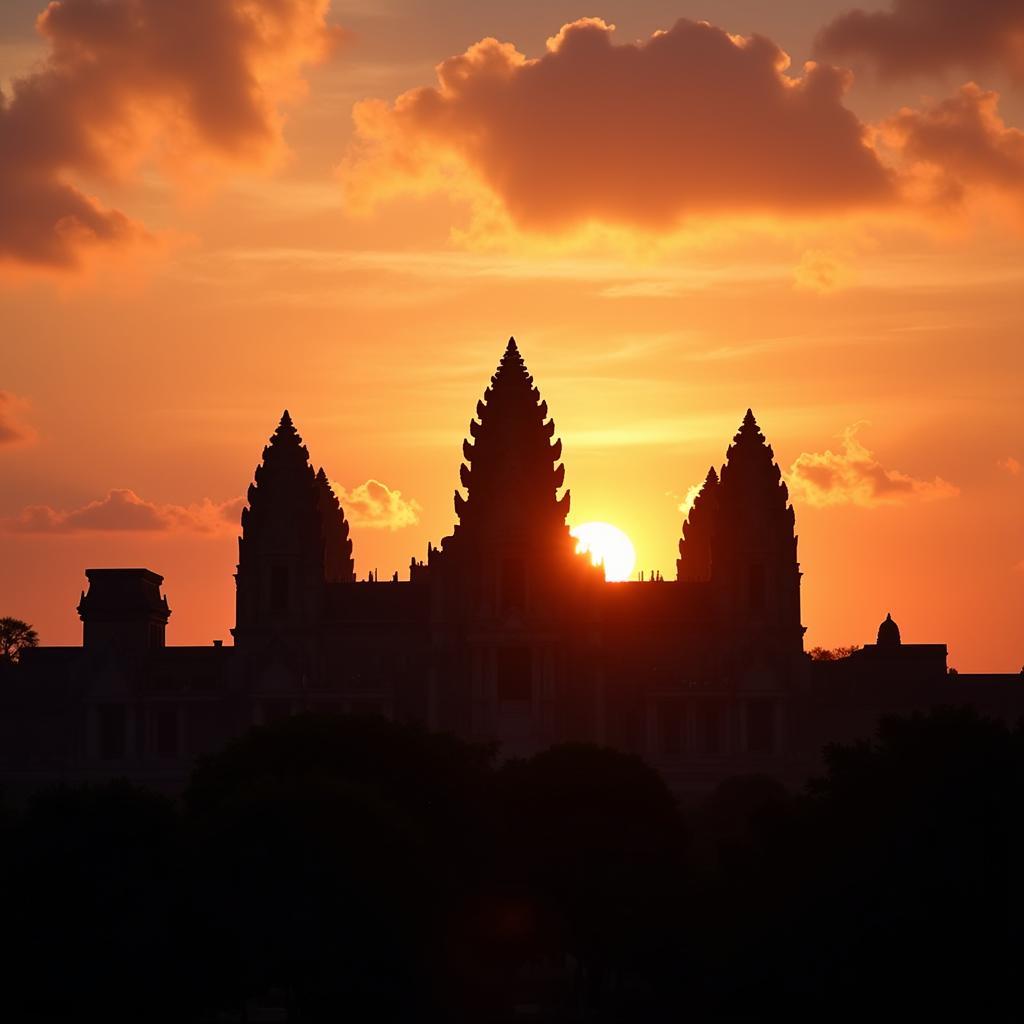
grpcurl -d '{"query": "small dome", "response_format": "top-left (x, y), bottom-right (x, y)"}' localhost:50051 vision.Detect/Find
top-left (877, 612), bottom-right (901, 647)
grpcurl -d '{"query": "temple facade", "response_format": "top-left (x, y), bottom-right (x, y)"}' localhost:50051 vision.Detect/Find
top-left (2, 339), bottom-right (1021, 797)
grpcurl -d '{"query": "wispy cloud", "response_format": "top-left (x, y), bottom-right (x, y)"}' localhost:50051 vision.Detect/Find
top-left (794, 249), bottom-right (853, 293)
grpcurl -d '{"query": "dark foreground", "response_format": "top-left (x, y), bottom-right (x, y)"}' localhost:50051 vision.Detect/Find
top-left (3, 707), bottom-right (1022, 1022)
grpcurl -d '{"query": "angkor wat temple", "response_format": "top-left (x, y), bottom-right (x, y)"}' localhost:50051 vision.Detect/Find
top-left (2, 339), bottom-right (1020, 796)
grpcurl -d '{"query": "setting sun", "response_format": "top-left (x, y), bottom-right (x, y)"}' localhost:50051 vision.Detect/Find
top-left (570, 522), bottom-right (637, 582)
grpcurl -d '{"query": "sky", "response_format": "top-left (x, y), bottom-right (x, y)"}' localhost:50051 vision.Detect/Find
top-left (0, 0), bottom-right (1022, 670)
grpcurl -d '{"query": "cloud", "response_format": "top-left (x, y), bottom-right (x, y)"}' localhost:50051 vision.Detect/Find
top-left (673, 484), bottom-right (704, 520)
top-left (334, 479), bottom-right (421, 531)
top-left (341, 17), bottom-right (893, 232)
top-left (816, 0), bottom-right (1024, 80)
top-left (1000, 456), bottom-right (1022, 475)
top-left (4, 489), bottom-right (243, 533)
top-left (787, 425), bottom-right (960, 508)
top-left (0, 0), bottom-right (340, 271)
top-left (0, 392), bottom-right (36, 445)
top-left (882, 83), bottom-right (1024, 207)
top-left (793, 249), bottom-right (852, 293)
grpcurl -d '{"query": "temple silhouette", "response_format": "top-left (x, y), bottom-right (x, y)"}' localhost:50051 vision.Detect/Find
top-left (2, 338), bottom-right (1021, 794)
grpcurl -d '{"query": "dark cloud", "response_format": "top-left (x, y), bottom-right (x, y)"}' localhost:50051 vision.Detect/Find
top-left (815, 0), bottom-right (1024, 80)
top-left (884, 83), bottom-right (1024, 205)
top-left (0, 0), bottom-right (340, 270)
top-left (343, 17), bottom-right (894, 231)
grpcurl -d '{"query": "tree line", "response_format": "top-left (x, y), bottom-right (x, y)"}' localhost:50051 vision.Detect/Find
top-left (3, 706), bottom-right (1022, 1021)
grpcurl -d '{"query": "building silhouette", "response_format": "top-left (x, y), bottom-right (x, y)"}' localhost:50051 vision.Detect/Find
top-left (2, 338), bottom-right (1021, 795)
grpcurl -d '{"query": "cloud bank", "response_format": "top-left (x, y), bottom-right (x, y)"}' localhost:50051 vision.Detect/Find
top-left (343, 17), bottom-right (893, 232)
top-left (335, 479), bottom-right (421, 531)
top-left (816, 0), bottom-right (1024, 80)
top-left (787, 425), bottom-right (960, 507)
top-left (0, 0), bottom-right (339, 271)
top-left (4, 489), bottom-right (244, 533)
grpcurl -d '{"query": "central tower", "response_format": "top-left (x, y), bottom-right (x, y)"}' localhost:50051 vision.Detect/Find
top-left (428, 338), bottom-right (601, 751)
top-left (435, 337), bottom-right (593, 614)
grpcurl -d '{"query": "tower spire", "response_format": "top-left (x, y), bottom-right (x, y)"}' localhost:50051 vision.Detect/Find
top-left (449, 337), bottom-right (569, 542)
top-left (677, 465), bottom-right (719, 582)
top-left (711, 408), bottom-right (802, 652)
top-left (315, 468), bottom-right (355, 583)
top-left (234, 411), bottom-right (325, 642)
top-left (717, 409), bottom-right (795, 538)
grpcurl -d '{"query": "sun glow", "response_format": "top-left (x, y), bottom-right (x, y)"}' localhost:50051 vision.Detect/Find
top-left (570, 521), bottom-right (637, 582)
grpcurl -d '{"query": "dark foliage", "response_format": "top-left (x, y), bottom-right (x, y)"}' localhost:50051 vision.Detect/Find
top-left (4, 781), bottom-right (186, 1022)
top-left (3, 707), bottom-right (1023, 1020)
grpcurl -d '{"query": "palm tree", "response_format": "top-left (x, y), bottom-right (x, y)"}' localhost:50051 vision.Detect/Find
top-left (0, 617), bottom-right (39, 663)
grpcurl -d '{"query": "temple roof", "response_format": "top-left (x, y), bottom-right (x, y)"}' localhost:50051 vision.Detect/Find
top-left (877, 612), bottom-right (901, 647)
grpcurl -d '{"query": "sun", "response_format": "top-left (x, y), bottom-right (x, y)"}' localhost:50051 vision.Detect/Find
top-left (570, 522), bottom-right (637, 582)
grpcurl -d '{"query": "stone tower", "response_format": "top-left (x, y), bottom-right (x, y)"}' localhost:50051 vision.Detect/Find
top-left (78, 568), bottom-right (170, 654)
top-left (711, 410), bottom-right (803, 655)
top-left (233, 411), bottom-right (328, 647)
top-left (436, 337), bottom-right (594, 618)
top-left (429, 338), bottom-right (601, 750)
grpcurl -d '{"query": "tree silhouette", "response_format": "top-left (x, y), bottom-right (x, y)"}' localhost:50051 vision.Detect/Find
top-left (184, 713), bottom-right (496, 1020)
top-left (807, 644), bottom-right (860, 660)
top-left (5, 782), bottom-right (187, 1023)
top-left (707, 707), bottom-right (1024, 1014)
top-left (490, 744), bottom-right (690, 1017)
top-left (0, 617), bottom-right (38, 662)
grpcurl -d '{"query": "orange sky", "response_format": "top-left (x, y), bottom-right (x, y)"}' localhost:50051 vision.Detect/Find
top-left (1, 0), bottom-right (1022, 670)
